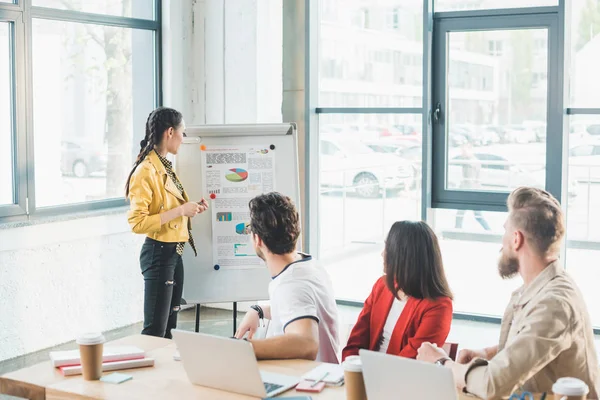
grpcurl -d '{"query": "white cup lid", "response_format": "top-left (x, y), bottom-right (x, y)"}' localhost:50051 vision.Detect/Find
top-left (552, 377), bottom-right (589, 396)
top-left (343, 355), bottom-right (363, 372)
top-left (76, 333), bottom-right (105, 345)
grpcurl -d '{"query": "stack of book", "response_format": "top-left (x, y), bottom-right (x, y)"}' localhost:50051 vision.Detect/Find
top-left (49, 346), bottom-right (155, 376)
top-left (301, 363), bottom-right (345, 386)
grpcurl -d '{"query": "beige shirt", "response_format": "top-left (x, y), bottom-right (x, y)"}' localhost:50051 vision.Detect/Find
top-left (464, 261), bottom-right (600, 399)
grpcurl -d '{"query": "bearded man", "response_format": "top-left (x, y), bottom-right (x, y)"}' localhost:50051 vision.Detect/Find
top-left (417, 187), bottom-right (600, 399)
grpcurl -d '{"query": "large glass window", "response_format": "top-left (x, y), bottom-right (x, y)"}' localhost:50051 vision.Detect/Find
top-left (319, 113), bottom-right (423, 301)
top-left (571, 0), bottom-right (600, 107)
top-left (566, 0), bottom-right (600, 327)
top-left (0, 22), bottom-right (13, 206)
top-left (316, 0), bottom-right (424, 302)
top-left (33, 0), bottom-right (154, 20)
top-left (431, 208), bottom-right (519, 317)
top-left (445, 29), bottom-right (549, 193)
top-left (567, 115), bottom-right (600, 326)
top-left (319, 0), bottom-right (423, 108)
top-left (436, 0), bottom-right (558, 12)
top-left (32, 19), bottom-right (155, 208)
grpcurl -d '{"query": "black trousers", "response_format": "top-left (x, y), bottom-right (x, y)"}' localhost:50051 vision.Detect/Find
top-left (139, 237), bottom-right (184, 339)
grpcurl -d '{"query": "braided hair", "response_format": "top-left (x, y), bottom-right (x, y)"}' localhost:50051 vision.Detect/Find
top-left (125, 107), bottom-right (183, 197)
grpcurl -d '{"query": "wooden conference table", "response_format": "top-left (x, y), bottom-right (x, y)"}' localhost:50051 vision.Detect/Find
top-left (0, 334), bottom-right (543, 399)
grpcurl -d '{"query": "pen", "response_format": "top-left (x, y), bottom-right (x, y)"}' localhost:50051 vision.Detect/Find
top-left (310, 371), bottom-right (329, 387)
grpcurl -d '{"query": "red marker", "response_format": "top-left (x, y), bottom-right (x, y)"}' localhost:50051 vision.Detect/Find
top-left (210, 193), bottom-right (216, 200)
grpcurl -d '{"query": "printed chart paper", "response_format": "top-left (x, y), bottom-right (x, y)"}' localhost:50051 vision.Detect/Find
top-left (202, 145), bottom-right (275, 270)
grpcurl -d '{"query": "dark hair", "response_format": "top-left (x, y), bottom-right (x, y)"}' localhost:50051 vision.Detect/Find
top-left (125, 107), bottom-right (183, 197)
top-left (507, 186), bottom-right (565, 256)
top-left (384, 221), bottom-right (453, 300)
top-left (249, 192), bottom-right (301, 255)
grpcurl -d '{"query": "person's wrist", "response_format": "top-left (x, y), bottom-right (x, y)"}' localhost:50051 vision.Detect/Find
top-left (250, 305), bottom-right (264, 320)
top-left (481, 348), bottom-right (491, 360)
top-left (435, 356), bottom-right (452, 366)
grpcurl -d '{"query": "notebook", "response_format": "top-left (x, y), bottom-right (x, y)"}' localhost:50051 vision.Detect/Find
top-left (49, 346), bottom-right (145, 367)
top-left (301, 364), bottom-right (345, 386)
top-left (59, 357), bottom-right (155, 376)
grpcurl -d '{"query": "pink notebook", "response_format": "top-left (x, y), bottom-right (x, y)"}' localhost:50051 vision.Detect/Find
top-left (59, 357), bottom-right (155, 376)
top-left (49, 346), bottom-right (145, 367)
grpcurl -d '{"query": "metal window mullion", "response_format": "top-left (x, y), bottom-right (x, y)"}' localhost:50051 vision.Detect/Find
top-left (306, 0), bottom-right (320, 258)
top-left (30, 7), bottom-right (158, 30)
top-left (0, 13), bottom-right (27, 218)
top-left (316, 107), bottom-right (423, 114)
top-left (544, 15), bottom-right (564, 204)
top-left (13, 10), bottom-right (27, 216)
top-left (0, 3), bottom-right (22, 13)
top-left (154, 0), bottom-right (162, 107)
top-left (558, 0), bottom-right (571, 268)
top-left (421, 0), bottom-right (433, 222)
top-left (567, 108), bottom-right (600, 115)
top-left (22, 0), bottom-right (35, 216)
top-left (434, 6), bottom-right (559, 20)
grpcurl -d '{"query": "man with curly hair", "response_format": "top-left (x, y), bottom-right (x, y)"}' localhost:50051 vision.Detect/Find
top-left (234, 192), bottom-right (340, 364)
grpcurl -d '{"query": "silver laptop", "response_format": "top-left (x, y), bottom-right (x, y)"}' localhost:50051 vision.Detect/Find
top-left (360, 349), bottom-right (458, 400)
top-left (172, 329), bottom-right (299, 398)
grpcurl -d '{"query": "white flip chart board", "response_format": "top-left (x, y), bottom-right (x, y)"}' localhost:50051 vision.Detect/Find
top-left (176, 123), bottom-right (300, 304)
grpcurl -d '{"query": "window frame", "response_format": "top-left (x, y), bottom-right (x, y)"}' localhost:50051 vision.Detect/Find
top-left (431, 7), bottom-right (565, 212)
top-left (0, 9), bottom-right (27, 218)
top-left (0, 0), bottom-right (161, 222)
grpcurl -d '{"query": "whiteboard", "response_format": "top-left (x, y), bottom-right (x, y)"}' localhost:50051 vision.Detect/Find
top-left (176, 123), bottom-right (300, 304)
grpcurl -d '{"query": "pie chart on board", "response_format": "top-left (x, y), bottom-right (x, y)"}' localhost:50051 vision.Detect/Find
top-left (225, 168), bottom-right (249, 183)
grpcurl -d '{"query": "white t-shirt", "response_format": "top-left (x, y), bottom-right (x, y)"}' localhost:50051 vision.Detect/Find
top-left (266, 253), bottom-right (340, 364)
top-left (378, 297), bottom-right (407, 354)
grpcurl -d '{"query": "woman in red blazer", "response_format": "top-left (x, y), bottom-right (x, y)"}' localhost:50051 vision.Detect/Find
top-left (342, 221), bottom-right (453, 360)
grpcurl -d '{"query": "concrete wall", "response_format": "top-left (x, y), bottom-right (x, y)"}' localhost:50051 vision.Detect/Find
top-left (0, 0), bottom-right (284, 362)
top-left (0, 213), bottom-right (144, 362)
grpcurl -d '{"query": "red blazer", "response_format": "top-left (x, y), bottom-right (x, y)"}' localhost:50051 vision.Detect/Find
top-left (342, 276), bottom-right (453, 360)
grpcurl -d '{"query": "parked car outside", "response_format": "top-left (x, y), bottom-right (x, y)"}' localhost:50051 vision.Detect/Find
top-left (60, 141), bottom-right (107, 178)
top-left (320, 136), bottom-right (413, 198)
top-left (447, 152), bottom-right (578, 199)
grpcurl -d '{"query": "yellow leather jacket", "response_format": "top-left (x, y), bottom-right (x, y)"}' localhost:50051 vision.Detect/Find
top-left (127, 150), bottom-right (189, 242)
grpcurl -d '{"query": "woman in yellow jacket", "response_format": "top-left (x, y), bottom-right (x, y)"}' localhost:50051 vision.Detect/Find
top-left (125, 107), bottom-right (208, 339)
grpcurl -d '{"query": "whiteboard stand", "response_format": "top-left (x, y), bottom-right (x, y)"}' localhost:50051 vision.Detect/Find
top-left (192, 302), bottom-right (237, 336)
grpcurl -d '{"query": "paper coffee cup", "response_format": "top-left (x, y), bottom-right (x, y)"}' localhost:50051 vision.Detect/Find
top-left (552, 377), bottom-right (589, 400)
top-left (77, 333), bottom-right (105, 381)
top-left (343, 356), bottom-right (367, 400)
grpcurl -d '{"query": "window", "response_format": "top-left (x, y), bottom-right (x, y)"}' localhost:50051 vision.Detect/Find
top-left (0, 1), bottom-right (158, 219)
top-left (319, 0), bottom-right (423, 106)
top-left (436, 0), bottom-right (558, 12)
top-left (318, 113), bottom-right (423, 301)
top-left (566, 116), bottom-right (600, 326)
top-left (33, 0), bottom-right (154, 20)
top-left (0, 22), bottom-right (13, 207)
top-left (437, 28), bottom-right (549, 205)
top-left (32, 19), bottom-right (155, 208)
top-left (431, 208), bottom-right (517, 317)
top-left (488, 40), bottom-right (503, 56)
top-left (386, 8), bottom-right (400, 30)
top-left (571, 0), bottom-right (600, 107)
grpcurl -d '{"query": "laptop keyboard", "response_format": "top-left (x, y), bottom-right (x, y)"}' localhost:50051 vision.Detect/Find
top-left (264, 382), bottom-right (284, 394)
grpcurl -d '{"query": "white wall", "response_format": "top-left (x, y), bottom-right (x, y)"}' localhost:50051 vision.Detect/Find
top-left (0, 214), bottom-right (144, 362)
